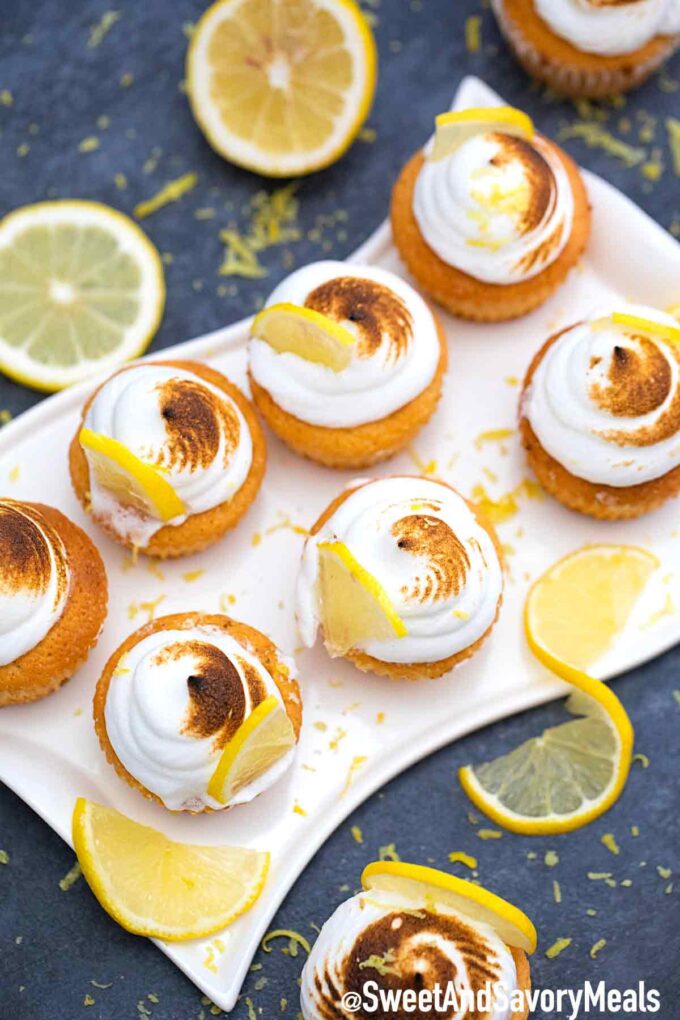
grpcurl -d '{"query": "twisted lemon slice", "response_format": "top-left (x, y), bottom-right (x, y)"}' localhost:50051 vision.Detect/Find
top-left (80, 427), bottom-right (184, 521)
top-left (431, 106), bottom-right (534, 162)
top-left (362, 861), bottom-right (536, 954)
top-left (73, 798), bottom-right (269, 940)
top-left (207, 694), bottom-right (296, 806)
top-left (318, 540), bottom-right (407, 654)
top-left (251, 303), bottom-right (355, 372)
top-left (610, 311), bottom-right (680, 346)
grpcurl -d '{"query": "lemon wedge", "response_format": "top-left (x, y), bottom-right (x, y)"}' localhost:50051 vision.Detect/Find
top-left (251, 303), bottom-right (355, 372)
top-left (187, 0), bottom-right (377, 177)
top-left (79, 427), bottom-right (185, 522)
top-left (361, 860), bottom-right (536, 954)
top-left (317, 540), bottom-right (407, 655)
top-left (609, 311), bottom-right (680, 346)
top-left (431, 106), bottom-right (534, 162)
top-left (72, 798), bottom-right (269, 940)
top-left (0, 201), bottom-right (164, 392)
top-left (207, 694), bottom-right (296, 806)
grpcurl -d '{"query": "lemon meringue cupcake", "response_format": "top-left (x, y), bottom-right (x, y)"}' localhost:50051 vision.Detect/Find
top-left (493, 0), bottom-right (680, 99)
top-left (248, 261), bottom-right (447, 469)
top-left (521, 305), bottom-right (680, 519)
top-left (301, 862), bottom-right (532, 1020)
top-left (297, 476), bottom-right (504, 680)
top-left (0, 499), bottom-right (107, 706)
top-left (391, 106), bottom-right (590, 322)
top-left (69, 359), bottom-right (266, 558)
top-left (93, 612), bottom-right (301, 812)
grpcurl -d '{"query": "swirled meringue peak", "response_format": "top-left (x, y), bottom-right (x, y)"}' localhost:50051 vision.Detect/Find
top-left (297, 477), bottom-right (503, 664)
top-left (413, 121), bottom-right (574, 284)
top-left (104, 623), bottom-right (296, 811)
top-left (83, 364), bottom-right (253, 546)
top-left (248, 261), bottom-right (441, 427)
top-left (524, 304), bottom-right (680, 487)
top-left (534, 0), bottom-right (680, 57)
top-left (301, 885), bottom-right (518, 1020)
top-left (0, 500), bottom-right (70, 667)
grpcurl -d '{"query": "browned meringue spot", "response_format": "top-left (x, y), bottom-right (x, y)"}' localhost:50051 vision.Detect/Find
top-left (155, 378), bottom-right (241, 472)
top-left (588, 0), bottom-right (644, 7)
top-left (393, 514), bottom-right (469, 603)
top-left (305, 277), bottom-right (413, 363)
top-left (0, 501), bottom-right (68, 607)
top-left (594, 338), bottom-right (680, 447)
top-left (490, 134), bottom-right (554, 237)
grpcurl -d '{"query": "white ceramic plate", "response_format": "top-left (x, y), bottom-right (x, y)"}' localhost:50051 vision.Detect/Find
top-left (1, 77), bottom-right (679, 1011)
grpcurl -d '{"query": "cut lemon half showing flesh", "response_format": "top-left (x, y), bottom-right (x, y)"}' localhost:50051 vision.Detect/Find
top-left (610, 311), bottom-right (680, 346)
top-left (72, 798), bottom-right (269, 940)
top-left (361, 861), bottom-right (536, 954)
top-left (431, 106), bottom-right (534, 161)
top-left (207, 694), bottom-right (296, 805)
top-left (80, 427), bottom-right (185, 522)
top-left (187, 0), bottom-right (377, 177)
top-left (251, 303), bottom-right (355, 372)
top-left (0, 201), bottom-right (165, 392)
top-left (317, 540), bottom-right (407, 655)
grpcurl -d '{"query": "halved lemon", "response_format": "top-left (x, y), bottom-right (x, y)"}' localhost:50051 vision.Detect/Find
top-left (186, 0), bottom-right (377, 177)
top-left (431, 106), bottom-right (534, 162)
top-left (0, 201), bottom-right (165, 392)
top-left (610, 311), bottom-right (680, 346)
top-left (73, 798), bottom-right (269, 940)
top-left (251, 303), bottom-right (355, 372)
top-left (318, 540), bottom-right (407, 655)
top-left (80, 427), bottom-right (185, 521)
top-left (207, 694), bottom-right (296, 805)
top-left (361, 860), bottom-right (536, 954)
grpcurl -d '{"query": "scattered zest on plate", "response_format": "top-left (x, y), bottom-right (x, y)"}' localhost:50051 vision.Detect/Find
top-left (458, 544), bottom-right (658, 835)
top-left (0, 201), bottom-right (165, 392)
top-left (317, 540), bottom-right (407, 655)
top-left (361, 860), bottom-right (536, 954)
top-left (186, 0), bottom-right (377, 177)
top-left (72, 798), bottom-right (269, 940)
top-left (431, 106), bottom-right (534, 162)
top-left (251, 303), bottom-right (355, 372)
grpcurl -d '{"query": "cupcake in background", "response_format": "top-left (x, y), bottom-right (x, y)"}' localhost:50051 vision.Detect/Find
top-left (69, 360), bottom-right (266, 558)
top-left (391, 106), bottom-right (590, 321)
top-left (521, 305), bottom-right (680, 518)
top-left (493, 0), bottom-right (680, 98)
top-left (248, 261), bottom-right (447, 469)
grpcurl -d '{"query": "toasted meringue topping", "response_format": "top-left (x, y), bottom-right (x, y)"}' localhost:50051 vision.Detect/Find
top-left (533, 0), bottom-right (680, 56)
top-left (297, 477), bottom-right (503, 665)
top-left (301, 888), bottom-right (518, 1020)
top-left (524, 304), bottom-right (680, 487)
top-left (413, 128), bottom-right (574, 285)
top-left (0, 500), bottom-right (70, 667)
top-left (248, 261), bottom-right (440, 428)
top-left (83, 364), bottom-right (253, 547)
top-left (104, 624), bottom-right (295, 811)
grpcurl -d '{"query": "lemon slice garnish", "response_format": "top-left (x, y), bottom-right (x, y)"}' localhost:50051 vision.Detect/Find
top-left (251, 303), bottom-right (356, 372)
top-left (361, 860), bottom-right (536, 954)
top-left (0, 200), bottom-right (165, 392)
top-left (207, 694), bottom-right (296, 806)
top-left (609, 312), bottom-right (680, 346)
top-left (186, 0), bottom-right (377, 177)
top-left (431, 106), bottom-right (534, 162)
top-left (79, 427), bottom-right (185, 522)
top-left (317, 540), bottom-right (407, 655)
top-left (458, 544), bottom-right (657, 836)
top-left (72, 798), bottom-right (269, 940)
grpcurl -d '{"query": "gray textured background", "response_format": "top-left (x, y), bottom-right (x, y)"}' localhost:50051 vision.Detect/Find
top-left (1, 2), bottom-right (679, 1018)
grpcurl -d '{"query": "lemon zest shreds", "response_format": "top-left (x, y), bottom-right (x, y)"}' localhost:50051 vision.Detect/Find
top-left (134, 173), bottom-right (198, 220)
top-left (474, 428), bottom-right (514, 449)
top-left (447, 852), bottom-right (477, 869)
top-left (465, 15), bottom-right (481, 52)
top-left (666, 118), bottom-right (680, 176)
top-left (545, 937), bottom-right (571, 959)
top-left (553, 880), bottom-right (562, 904)
top-left (218, 184), bottom-right (301, 279)
top-left (600, 833), bottom-right (620, 855)
top-left (656, 865), bottom-right (672, 879)
top-left (88, 10), bottom-right (121, 48)
top-left (84, 994), bottom-right (95, 1006)
top-left (673, 690), bottom-right (680, 707)
top-left (632, 752), bottom-right (650, 768)
top-left (79, 137), bottom-right (100, 153)
top-left (476, 829), bottom-right (502, 840)
top-left (0, 850), bottom-right (9, 864)
top-left (59, 861), bottom-right (82, 891)
top-left (590, 938), bottom-right (607, 959)
top-left (544, 850), bottom-right (559, 867)
top-left (557, 123), bottom-right (645, 167)
top-left (358, 950), bottom-right (399, 976)
top-left (0, 90), bottom-right (13, 106)
top-left (262, 929), bottom-right (311, 956)
top-left (341, 755), bottom-right (368, 796)
top-left (379, 843), bottom-right (400, 862)
top-left (218, 230), bottom-right (268, 278)
top-left (351, 825), bottom-right (364, 844)
top-left (182, 569), bottom-right (204, 583)
top-left (0, 410), bottom-right (12, 425)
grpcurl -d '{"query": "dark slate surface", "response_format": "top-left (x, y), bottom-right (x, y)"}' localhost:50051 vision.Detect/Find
top-left (0, 2), bottom-right (679, 1018)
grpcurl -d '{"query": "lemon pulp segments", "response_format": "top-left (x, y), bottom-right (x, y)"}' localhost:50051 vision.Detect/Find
top-left (361, 860), bottom-right (536, 954)
top-left (79, 427), bottom-right (185, 521)
top-left (72, 798), bottom-right (269, 940)
top-left (251, 302), bottom-right (355, 372)
top-left (431, 106), bottom-right (534, 161)
top-left (207, 694), bottom-right (296, 805)
top-left (0, 201), bottom-right (164, 391)
top-left (317, 540), bottom-right (407, 654)
top-left (187, 0), bottom-right (377, 177)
